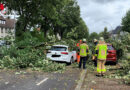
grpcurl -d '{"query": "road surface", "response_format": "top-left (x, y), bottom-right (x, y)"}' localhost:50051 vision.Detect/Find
top-left (0, 66), bottom-right (81, 90)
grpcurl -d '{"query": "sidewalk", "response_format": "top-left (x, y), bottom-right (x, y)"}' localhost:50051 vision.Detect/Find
top-left (81, 70), bottom-right (130, 90)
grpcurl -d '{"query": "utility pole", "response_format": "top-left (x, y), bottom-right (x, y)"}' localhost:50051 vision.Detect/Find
top-left (13, 11), bottom-right (16, 40)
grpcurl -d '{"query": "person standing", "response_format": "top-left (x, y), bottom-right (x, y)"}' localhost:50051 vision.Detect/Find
top-left (79, 39), bottom-right (89, 69)
top-left (96, 37), bottom-right (107, 76)
top-left (76, 40), bottom-right (82, 63)
top-left (92, 39), bottom-right (98, 67)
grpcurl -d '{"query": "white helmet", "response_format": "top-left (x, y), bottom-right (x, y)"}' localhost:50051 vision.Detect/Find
top-left (83, 38), bottom-right (86, 42)
top-left (94, 39), bottom-right (98, 42)
top-left (99, 37), bottom-right (104, 41)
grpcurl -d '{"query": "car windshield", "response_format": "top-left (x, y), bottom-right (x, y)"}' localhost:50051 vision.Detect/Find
top-left (51, 46), bottom-right (67, 51)
top-left (107, 45), bottom-right (114, 50)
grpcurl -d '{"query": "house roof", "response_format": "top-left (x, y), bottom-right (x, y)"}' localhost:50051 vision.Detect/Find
top-left (110, 26), bottom-right (122, 34)
top-left (0, 16), bottom-right (5, 20)
top-left (0, 16), bottom-right (16, 29)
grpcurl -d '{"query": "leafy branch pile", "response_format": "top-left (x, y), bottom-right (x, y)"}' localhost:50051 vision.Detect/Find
top-left (0, 32), bottom-right (66, 72)
top-left (105, 33), bottom-right (130, 85)
top-left (0, 46), bottom-right (66, 72)
top-left (118, 57), bottom-right (130, 84)
top-left (105, 57), bottom-right (130, 85)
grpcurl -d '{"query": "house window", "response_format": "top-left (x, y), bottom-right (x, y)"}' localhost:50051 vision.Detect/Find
top-left (5, 29), bottom-right (8, 33)
top-left (0, 20), bottom-right (5, 24)
top-left (1, 28), bottom-right (3, 33)
top-left (2, 21), bottom-right (4, 24)
top-left (3, 21), bottom-right (5, 24)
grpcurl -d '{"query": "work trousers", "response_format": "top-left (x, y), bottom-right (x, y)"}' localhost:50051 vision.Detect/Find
top-left (97, 59), bottom-right (106, 74)
top-left (77, 53), bottom-right (80, 63)
top-left (94, 59), bottom-right (97, 67)
top-left (93, 56), bottom-right (97, 67)
top-left (79, 56), bottom-right (87, 69)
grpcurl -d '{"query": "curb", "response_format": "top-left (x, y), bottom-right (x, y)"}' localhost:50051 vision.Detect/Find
top-left (75, 69), bottom-right (87, 90)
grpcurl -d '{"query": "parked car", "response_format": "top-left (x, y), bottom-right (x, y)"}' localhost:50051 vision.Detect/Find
top-left (0, 40), bottom-right (10, 48)
top-left (107, 43), bottom-right (117, 64)
top-left (0, 40), bottom-right (6, 46)
top-left (46, 45), bottom-right (77, 65)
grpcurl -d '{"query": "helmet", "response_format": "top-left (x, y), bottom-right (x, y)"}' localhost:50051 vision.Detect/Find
top-left (83, 38), bottom-right (86, 42)
top-left (99, 37), bottom-right (104, 41)
top-left (94, 39), bottom-right (98, 42)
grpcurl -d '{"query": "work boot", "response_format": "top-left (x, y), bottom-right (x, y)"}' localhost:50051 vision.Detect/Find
top-left (83, 67), bottom-right (86, 70)
top-left (96, 73), bottom-right (102, 77)
top-left (101, 73), bottom-right (105, 77)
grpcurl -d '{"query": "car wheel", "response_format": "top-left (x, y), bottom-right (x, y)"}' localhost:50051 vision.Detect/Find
top-left (67, 57), bottom-right (73, 65)
top-left (113, 59), bottom-right (118, 65)
top-left (115, 61), bottom-right (118, 65)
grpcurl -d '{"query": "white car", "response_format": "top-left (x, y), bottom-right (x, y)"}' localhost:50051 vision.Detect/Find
top-left (46, 45), bottom-right (77, 65)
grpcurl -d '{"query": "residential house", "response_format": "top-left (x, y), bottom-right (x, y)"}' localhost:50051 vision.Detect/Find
top-left (0, 16), bottom-right (15, 39)
top-left (109, 26), bottom-right (122, 37)
top-left (109, 25), bottom-right (128, 40)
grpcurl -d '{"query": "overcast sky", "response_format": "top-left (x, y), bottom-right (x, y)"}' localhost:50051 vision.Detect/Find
top-left (77, 0), bottom-right (130, 33)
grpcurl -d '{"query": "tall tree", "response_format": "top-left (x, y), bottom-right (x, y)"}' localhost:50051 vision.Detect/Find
top-left (2, 0), bottom-right (82, 37)
top-left (65, 18), bottom-right (89, 40)
top-left (122, 10), bottom-right (130, 33)
top-left (99, 27), bottom-right (110, 40)
top-left (53, 0), bottom-right (81, 39)
top-left (2, 0), bottom-right (88, 41)
top-left (89, 32), bottom-right (99, 42)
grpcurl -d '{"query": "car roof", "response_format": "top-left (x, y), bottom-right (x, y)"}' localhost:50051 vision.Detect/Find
top-left (52, 45), bottom-right (68, 48)
top-left (107, 43), bottom-right (112, 46)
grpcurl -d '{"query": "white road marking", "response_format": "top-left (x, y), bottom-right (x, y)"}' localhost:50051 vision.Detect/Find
top-left (36, 78), bottom-right (48, 86)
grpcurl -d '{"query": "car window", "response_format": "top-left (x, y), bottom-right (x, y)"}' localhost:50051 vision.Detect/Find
top-left (107, 45), bottom-right (114, 50)
top-left (51, 46), bottom-right (67, 51)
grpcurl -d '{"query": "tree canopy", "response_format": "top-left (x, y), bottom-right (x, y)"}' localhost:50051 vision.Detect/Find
top-left (122, 10), bottom-right (130, 33)
top-left (89, 32), bottom-right (99, 42)
top-left (99, 27), bottom-right (110, 40)
top-left (1, 0), bottom-right (89, 40)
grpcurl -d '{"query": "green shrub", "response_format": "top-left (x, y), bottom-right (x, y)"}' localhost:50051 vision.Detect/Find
top-left (0, 45), bottom-right (66, 72)
top-left (106, 57), bottom-right (130, 85)
top-left (118, 57), bottom-right (130, 84)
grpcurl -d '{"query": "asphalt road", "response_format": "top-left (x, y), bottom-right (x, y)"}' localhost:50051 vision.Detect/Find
top-left (0, 67), bottom-right (81, 90)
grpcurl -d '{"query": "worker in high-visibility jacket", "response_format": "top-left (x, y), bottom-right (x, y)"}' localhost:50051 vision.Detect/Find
top-left (76, 40), bottom-right (82, 63)
top-left (96, 37), bottom-right (107, 76)
top-left (79, 39), bottom-right (89, 69)
top-left (92, 39), bottom-right (98, 66)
